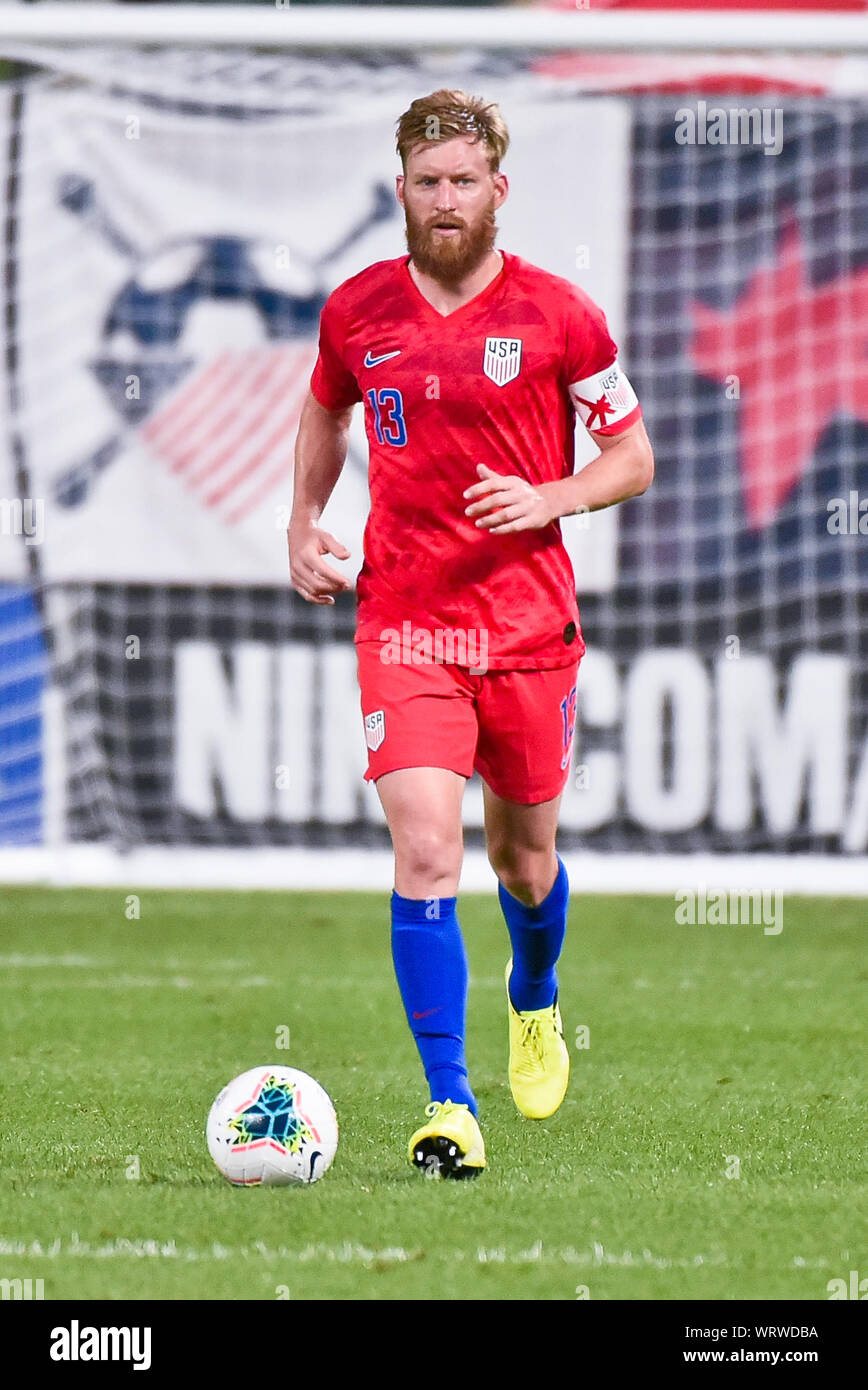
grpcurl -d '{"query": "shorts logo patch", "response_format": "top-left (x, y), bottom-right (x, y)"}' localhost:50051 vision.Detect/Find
top-left (364, 709), bottom-right (386, 751)
top-left (483, 337), bottom-right (523, 387)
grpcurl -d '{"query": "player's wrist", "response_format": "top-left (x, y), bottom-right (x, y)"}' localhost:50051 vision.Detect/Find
top-left (541, 478), bottom-right (575, 522)
top-left (288, 509), bottom-right (322, 535)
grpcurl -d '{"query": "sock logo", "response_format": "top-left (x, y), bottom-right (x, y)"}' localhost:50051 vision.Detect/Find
top-left (412, 1007), bottom-right (443, 1021)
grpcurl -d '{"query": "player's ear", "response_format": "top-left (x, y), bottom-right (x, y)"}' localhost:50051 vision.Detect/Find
top-left (492, 172), bottom-right (508, 209)
top-left (396, 174), bottom-right (405, 207)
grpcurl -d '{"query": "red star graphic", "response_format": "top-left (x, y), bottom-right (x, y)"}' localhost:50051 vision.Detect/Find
top-left (688, 221), bottom-right (868, 529)
top-left (574, 393), bottom-right (615, 430)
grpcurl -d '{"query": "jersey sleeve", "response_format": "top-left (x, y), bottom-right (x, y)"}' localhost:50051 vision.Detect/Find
top-left (309, 294), bottom-right (363, 412)
top-left (563, 285), bottom-right (642, 437)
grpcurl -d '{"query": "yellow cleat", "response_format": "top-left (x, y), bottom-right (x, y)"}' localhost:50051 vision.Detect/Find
top-left (408, 1100), bottom-right (486, 1180)
top-left (506, 960), bottom-right (570, 1119)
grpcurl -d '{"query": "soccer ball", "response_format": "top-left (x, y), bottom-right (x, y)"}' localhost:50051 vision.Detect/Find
top-left (207, 1065), bottom-right (338, 1186)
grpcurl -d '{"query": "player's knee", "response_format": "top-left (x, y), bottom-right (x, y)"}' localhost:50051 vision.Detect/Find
top-left (393, 826), bottom-right (462, 895)
top-left (489, 844), bottom-right (557, 907)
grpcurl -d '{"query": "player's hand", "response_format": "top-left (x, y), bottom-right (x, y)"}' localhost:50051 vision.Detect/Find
top-left (463, 464), bottom-right (557, 534)
top-left (288, 521), bottom-right (352, 604)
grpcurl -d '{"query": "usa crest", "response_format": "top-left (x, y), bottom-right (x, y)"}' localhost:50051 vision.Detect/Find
top-left (364, 710), bottom-right (386, 751)
top-left (598, 363), bottom-right (633, 409)
top-left (483, 337), bottom-right (523, 387)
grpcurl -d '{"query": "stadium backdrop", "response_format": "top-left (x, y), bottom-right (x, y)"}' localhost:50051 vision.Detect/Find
top-left (0, 38), bottom-right (866, 861)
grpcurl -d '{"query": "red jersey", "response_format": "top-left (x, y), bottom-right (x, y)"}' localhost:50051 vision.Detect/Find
top-left (309, 250), bottom-right (642, 670)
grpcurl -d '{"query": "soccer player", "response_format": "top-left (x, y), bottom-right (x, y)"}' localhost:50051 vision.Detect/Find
top-left (289, 90), bottom-right (653, 1178)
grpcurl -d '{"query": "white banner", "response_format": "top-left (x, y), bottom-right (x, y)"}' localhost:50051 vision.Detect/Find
top-left (15, 83), bottom-right (630, 586)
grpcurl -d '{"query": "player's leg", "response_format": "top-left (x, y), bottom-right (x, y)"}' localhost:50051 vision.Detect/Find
top-left (355, 643), bottom-right (485, 1175)
top-left (475, 665), bottom-right (578, 1118)
top-left (377, 767), bottom-right (476, 1114)
top-left (376, 767), bottom-right (484, 1176)
top-left (484, 785), bottom-right (572, 1120)
top-left (483, 784), bottom-right (567, 1011)
top-left (377, 765), bottom-right (465, 899)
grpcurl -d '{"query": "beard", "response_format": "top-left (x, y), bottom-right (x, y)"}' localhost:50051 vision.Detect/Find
top-left (404, 201), bottom-right (498, 286)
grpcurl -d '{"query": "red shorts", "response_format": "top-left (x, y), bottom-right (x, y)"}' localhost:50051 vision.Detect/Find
top-left (356, 641), bottom-right (580, 805)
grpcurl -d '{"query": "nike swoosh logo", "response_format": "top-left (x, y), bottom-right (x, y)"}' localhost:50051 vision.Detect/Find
top-left (364, 350), bottom-right (401, 368)
top-left (412, 1007), bottom-right (443, 1020)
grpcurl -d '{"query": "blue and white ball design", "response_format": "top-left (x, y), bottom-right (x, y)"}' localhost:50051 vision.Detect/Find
top-left (207, 1065), bottom-right (338, 1186)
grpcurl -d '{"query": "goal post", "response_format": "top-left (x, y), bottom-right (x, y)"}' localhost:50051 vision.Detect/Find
top-left (2, 5), bottom-right (868, 51)
top-left (1, 5), bottom-right (867, 892)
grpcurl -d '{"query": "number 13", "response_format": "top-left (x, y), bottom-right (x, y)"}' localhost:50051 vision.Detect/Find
top-left (366, 387), bottom-right (407, 447)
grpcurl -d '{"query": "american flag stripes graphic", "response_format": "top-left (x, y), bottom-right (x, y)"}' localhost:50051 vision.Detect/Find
top-left (140, 344), bottom-right (317, 526)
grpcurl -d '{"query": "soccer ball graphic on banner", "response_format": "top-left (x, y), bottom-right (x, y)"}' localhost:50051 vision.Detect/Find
top-left (207, 1066), bottom-right (338, 1186)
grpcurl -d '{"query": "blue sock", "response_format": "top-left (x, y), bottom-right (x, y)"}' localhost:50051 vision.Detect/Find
top-left (391, 891), bottom-right (477, 1117)
top-left (499, 856), bottom-right (569, 1012)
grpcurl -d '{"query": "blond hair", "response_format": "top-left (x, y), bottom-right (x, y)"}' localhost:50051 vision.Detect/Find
top-left (396, 89), bottom-right (509, 173)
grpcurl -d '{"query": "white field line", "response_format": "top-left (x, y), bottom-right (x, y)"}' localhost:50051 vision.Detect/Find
top-left (0, 956), bottom-right (268, 969)
top-left (0, 969), bottom-right (269, 989)
top-left (0, 954), bottom-right (100, 968)
top-left (0, 959), bottom-right (825, 995)
top-left (0, 956), bottom-right (271, 987)
top-left (0, 1234), bottom-right (747, 1269)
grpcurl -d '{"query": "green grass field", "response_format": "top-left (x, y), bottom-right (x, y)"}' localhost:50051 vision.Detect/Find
top-left (0, 886), bottom-right (864, 1301)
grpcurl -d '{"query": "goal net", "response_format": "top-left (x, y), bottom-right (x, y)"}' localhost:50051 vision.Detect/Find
top-left (1, 9), bottom-right (867, 880)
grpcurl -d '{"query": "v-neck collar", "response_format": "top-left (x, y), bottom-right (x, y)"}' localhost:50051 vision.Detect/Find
top-left (402, 250), bottom-right (509, 323)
